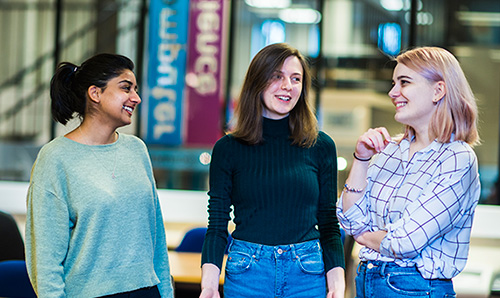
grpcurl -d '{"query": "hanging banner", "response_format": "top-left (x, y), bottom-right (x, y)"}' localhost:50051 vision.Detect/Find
top-left (184, 0), bottom-right (229, 146)
top-left (143, 0), bottom-right (190, 145)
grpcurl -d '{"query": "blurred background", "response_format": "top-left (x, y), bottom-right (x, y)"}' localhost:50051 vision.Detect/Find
top-left (0, 0), bottom-right (498, 203)
top-left (1, 0), bottom-right (499, 297)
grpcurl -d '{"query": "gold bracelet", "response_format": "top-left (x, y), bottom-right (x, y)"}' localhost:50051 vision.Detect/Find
top-left (343, 183), bottom-right (364, 193)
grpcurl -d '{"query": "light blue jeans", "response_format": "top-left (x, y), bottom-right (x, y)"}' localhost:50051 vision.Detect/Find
top-left (223, 239), bottom-right (327, 298)
top-left (355, 261), bottom-right (456, 298)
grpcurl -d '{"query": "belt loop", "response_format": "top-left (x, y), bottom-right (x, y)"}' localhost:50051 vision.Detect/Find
top-left (290, 243), bottom-right (297, 259)
top-left (227, 238), bottom-right (234, 253)
top-left (380, 262), bottom-right (387, 277)
top-left (254, 243), bottom-right (262, 259)
top-left (356, 262), bottom-right (363, 274)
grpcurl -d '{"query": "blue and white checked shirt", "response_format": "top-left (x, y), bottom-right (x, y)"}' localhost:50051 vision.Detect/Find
top-left (337, 137), bottom-right (480, 279)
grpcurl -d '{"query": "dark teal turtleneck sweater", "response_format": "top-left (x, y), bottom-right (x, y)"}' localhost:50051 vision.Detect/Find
top-left (201, 117), bottom-right (345, 272)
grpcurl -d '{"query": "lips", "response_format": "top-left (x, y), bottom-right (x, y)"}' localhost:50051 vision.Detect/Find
top-left (122, 105), bottom-right (134, 115)
top-left (276, 95), bottom-right (291, 102)
top-left (395, 102), bottom-right (407, 109)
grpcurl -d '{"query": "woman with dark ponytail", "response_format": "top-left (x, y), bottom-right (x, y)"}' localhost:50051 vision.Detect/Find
top-left (25, 54), bottom-right (174, 297)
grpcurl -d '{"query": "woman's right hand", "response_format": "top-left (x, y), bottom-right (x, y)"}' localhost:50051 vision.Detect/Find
top-left (199, 263), bottom-right (221, 298)
top-left (342, 127), bottom-right (391, 212)
top-left (355, 127), bottom-right (391, 160)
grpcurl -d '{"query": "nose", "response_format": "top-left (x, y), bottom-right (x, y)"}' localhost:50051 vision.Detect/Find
top-left (131, 90), bottom-right (142, 104)
top-left (388, 84), bottom-right (399, 98)
top-left (281, 77), bottom-right (292, 90)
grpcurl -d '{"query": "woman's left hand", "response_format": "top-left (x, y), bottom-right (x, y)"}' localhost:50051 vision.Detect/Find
top-left (326, 267), bottom-right (345, 298)
top-left (327, 289), bottom-right (345, 298)
top-left (354, 230), bottom-right (388, 252)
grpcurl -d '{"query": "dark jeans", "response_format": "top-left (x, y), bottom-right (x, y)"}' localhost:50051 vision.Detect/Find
top-left (99, 286), bottom-right (160, 298)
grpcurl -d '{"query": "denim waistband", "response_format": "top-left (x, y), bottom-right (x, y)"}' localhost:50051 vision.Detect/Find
top-left (358, 260), bottom-right (418, 275)
top-left (228, 239), bottom-right (322, 259)
top-left (358, 261), bottom-right (452, 281)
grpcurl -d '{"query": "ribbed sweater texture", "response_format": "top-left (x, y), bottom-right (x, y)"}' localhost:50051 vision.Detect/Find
top-left (202, 116), bottom-right (345, 272)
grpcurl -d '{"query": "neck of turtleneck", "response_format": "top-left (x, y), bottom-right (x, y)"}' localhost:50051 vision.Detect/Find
top-left (263, 116), bottom-right (290, 137)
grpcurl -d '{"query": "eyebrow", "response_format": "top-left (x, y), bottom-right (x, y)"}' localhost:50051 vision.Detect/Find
top-left (119, 79), bottom-right (134, 85)
top-left (119, 79), bottom-right (138, 90)
top-left (396, 75), bottom-right (412, 80)
top-left (274, 70), bottom-right (303, 76)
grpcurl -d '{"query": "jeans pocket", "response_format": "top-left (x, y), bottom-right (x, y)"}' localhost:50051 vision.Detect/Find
top-left (296, 251), bottom-right (324, 275)
top-left (386, 272), bottom-right (430, 296)
top-left (225, 251), bottom-right (254, 274)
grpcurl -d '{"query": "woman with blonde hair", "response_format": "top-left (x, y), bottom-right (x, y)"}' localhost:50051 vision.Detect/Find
top-left (337, 46), bottom-right (480, 298)
top-left (200, 43), bottom-right (345, 298)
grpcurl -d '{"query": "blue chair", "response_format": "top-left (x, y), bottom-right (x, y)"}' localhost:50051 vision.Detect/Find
top-left (0, 260), bottom-right (36, 298)
top-left (175, 227), bottom-right (207, 253)
top-left (175, 227), bottom-right (232, 253)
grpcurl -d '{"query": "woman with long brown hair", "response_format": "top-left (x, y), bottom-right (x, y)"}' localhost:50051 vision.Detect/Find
top-left (200, 43), bottom-right (345, 298)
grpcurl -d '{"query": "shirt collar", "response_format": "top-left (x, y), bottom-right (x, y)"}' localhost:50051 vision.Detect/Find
top-left (401, 135), bottom-right (451, 154)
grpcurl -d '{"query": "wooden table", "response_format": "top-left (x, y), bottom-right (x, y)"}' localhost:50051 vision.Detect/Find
top-left (167, 251), bottom-right (225, 284)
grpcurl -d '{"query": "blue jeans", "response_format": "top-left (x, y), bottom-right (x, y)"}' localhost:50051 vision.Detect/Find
top-left (223, 239), bottom-right (327, 298)
top-left (355, 261), bottom-right (456, 298)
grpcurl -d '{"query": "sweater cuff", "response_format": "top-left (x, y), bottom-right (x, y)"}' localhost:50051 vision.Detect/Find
top-left (201, 239), bottom-right (226, 270)
top-left (323, 241), bottom-right (345, 271)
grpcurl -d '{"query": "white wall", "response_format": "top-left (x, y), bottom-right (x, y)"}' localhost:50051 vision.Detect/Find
top-left (0, 181), bottom-right (210, 225)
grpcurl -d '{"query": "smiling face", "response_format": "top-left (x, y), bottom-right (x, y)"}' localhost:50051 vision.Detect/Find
top-left (93, 69), bottom-right (141, 128)
top-left (261, 55), bottom-right (303, 120)
top-left (389, 63), bottom-right (444, 134)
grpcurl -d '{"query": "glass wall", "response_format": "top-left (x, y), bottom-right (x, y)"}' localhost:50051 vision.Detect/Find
top-left (449, 0), bottom-right (500, 204)
top-left (227, 0), bottom-right (500, 203)
top-left (1, 0), bottom-right (498, 200)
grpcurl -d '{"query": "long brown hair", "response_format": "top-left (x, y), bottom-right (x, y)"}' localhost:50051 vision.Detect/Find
top-left (231, 43), bottom-right (318, 147)
top-left (396, 47), bottom-right (479, 146)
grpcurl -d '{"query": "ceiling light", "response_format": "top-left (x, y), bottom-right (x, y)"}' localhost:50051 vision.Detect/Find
top-left (279, 8), bottom-right (322, 24)
top-left (244, 0), bottom-right (291, 9)
top-left (380, 0), bottom-right (404, 11)
top-left (457, 11), bottom-right (500, 27)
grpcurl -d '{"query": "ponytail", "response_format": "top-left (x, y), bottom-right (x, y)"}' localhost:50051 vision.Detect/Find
top-left (50, 62), bottom-right (86, 125)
